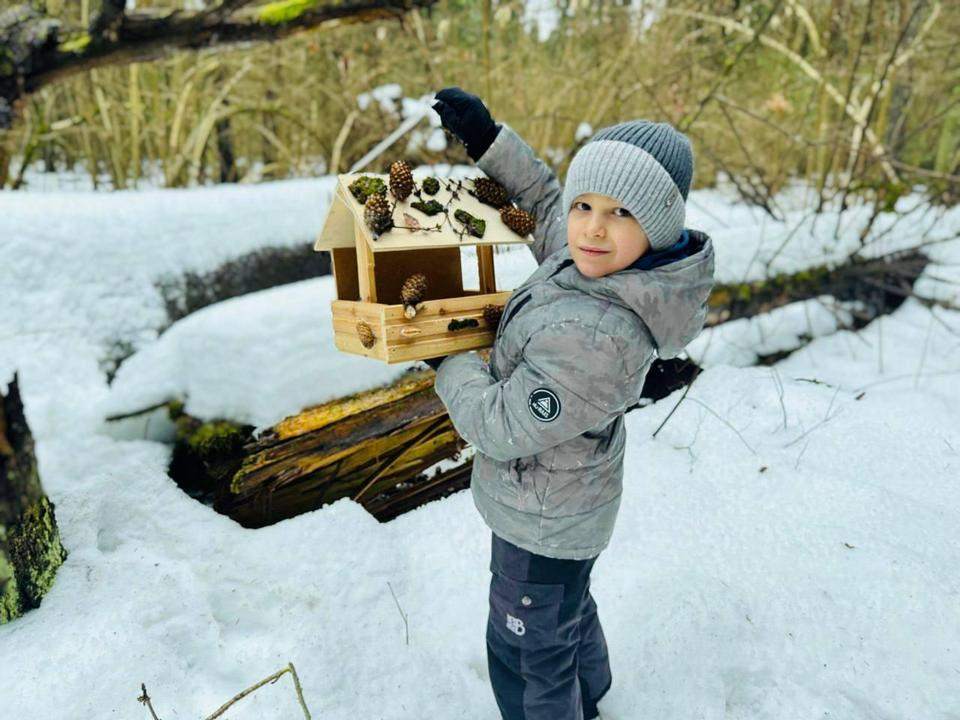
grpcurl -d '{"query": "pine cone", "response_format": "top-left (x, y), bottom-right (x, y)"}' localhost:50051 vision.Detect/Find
top-left (421, 177), bottom-right (440, 195)
top-left (364, 193), bottom-right (393, 235)
top-left (471, 177), bottom-right (509, 209)
top-left (483, 304), bottom-right (503, 329)
top-left (500, 206), bottom-right (536, 237)
top-left (401, 273), bottom-right (428, 318)
top-left (356, 320), bottom-right (375, 349)
top-left (389, 160), bottom-right (414, 202)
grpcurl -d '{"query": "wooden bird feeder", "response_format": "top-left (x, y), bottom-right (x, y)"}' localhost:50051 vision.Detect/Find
top-left (314, 172), bottom-right (533, 364)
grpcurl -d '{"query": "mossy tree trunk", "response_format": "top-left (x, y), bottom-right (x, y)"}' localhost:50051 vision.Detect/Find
top-left (0, 1), bottom-right (438, 130)
top-left (1, 372), bottom-right (68, 625)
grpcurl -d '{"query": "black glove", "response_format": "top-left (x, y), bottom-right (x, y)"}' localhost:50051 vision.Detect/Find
top-left (422, 355), bottom-right (448, 371)
top-left (432, 87), bottom-right (501, 162)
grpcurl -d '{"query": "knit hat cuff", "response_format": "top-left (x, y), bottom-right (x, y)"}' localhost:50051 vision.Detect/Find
top-left (562, 140), bottom-right (685, 251)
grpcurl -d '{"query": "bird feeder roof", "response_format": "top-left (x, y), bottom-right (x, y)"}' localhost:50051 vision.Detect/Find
top-left (314, 172), bottom-right (535, 253)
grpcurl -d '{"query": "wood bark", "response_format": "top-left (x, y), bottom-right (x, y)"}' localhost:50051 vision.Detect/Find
top-left (1, 373), bottom-right (68, 624)
top-left (0, 0), bottom-right (437, 128)
top-left (138, 247), bottom-right (931, 528)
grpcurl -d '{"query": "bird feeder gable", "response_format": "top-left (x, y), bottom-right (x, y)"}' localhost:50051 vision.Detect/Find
top-left (314, 172), bottom-right (536, 253)
top-left (313, 170), bottom-right (534, 364)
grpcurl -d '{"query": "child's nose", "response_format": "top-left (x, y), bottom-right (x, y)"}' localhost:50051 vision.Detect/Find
top-left (587, 215), bottom-right (606, 237)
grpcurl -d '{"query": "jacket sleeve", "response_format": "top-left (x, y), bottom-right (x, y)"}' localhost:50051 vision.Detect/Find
top-left (433, 322), bottom-right (639, 462)
top-left (474, 122), bottom-right (568, 266)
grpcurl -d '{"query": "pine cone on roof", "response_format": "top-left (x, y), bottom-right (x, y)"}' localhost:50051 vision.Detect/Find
top-left (390, 160), bottom-right (414, 202)
top-left (364, 193), bottom-right (394, 235)
top-left (471, 177), bottom-right (509, 209)
top-left (500, 206), bottom-right (536, 237)
top-left (401, 273), bottom-right (428, 319)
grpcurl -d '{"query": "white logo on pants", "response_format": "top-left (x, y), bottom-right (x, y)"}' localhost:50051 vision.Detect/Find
top-left (506, 613), bottom-right (526, 636)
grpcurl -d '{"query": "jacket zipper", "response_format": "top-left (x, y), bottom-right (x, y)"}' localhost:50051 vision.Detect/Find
top-left (495, 259), bottom-right (574, 343)
top-left (503, 259), bottom-right (576, 486)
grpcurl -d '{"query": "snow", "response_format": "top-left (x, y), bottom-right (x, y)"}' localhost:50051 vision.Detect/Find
top-left (575, 122), bottom-right (594, 143)
top-left (2, 169), bottom-right (959, 719)
top-left (356, 83), bottom-right (403, 116)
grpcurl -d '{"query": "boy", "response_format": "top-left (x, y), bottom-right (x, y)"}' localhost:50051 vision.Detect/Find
top-left (428, 87), bottom-right (715, 720)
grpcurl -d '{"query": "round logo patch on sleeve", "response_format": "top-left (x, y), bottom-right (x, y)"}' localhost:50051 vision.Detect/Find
top-left (527, 388), bottom-right (561, 422)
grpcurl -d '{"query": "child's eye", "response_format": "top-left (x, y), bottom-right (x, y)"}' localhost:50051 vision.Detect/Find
top-left (614, 207), bottom-right (632, 218)
top-left (572, 201), bottom-right (590, 211)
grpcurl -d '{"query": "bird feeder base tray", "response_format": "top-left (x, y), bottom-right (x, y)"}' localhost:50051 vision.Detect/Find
top-left (332, 290), bottom-right (512, 364)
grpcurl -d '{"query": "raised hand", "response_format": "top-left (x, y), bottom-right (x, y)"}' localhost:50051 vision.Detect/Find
top-left (432, 87), bottom-right (501, 161)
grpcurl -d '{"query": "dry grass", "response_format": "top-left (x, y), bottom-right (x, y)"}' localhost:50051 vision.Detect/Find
top-left (1, 0), bottom-right (958, 208)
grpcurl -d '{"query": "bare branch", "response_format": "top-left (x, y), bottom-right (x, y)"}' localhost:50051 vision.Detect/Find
top-left (0, 0), bottom-right (438, 128)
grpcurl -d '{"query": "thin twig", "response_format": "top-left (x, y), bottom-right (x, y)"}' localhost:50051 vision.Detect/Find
top-left (137, 684), bottom-right (161, 720)
top-left (652, 365), bottom-right (701, 438)
top-left (683, 397), bottom-right (757, 455)
top-left (770, 368), bottom-right (788, 431)
top-left (387, 581), bottom-right (410, 646)
top-left (785, 407), bottom-right (842, 448)
top-left (204, 663), bottom-right (312, 720)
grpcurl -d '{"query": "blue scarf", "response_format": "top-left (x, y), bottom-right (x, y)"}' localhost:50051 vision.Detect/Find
top-left (629, 229), bottom-right (692, 271)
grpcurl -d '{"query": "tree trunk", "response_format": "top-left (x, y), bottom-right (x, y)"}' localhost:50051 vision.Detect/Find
top-left (1, 373), bottom-right (68, 624)
top-left (0, 0), bottom-right (438, 129)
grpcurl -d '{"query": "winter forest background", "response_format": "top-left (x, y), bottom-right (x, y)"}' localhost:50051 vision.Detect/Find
top-left (1, 1), bottom-right (959, 719)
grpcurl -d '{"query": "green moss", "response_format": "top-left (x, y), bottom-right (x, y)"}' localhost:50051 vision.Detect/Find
top-left (59, 34), bottom-right (90, 54)
top-left (168, 399), bottom-right (185, 420)
top-left (454, 209), bottom-right (486, 238)
top-left (185, 420), bottom-right (248, 460)
top-left (421, 177), bottom-right (440, 195)
top-left (5, 497), bottom-right (67, 618)
top-left (348, 175), bottom-right (387, 204)
top-left (0, 553), bottom-right (21, 624)
top-left (448, 318), bottom-right (480, 332)
top-left (260, 0), bottom-right (324, 25)
top-left (411, 199), bottom-right (444, 216)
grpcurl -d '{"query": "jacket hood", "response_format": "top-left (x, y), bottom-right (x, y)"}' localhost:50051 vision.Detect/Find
top-left (551, 229), bottom-right (715, 359)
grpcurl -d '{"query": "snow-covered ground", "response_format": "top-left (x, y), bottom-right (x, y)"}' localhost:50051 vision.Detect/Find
top-left (1, 169), bottom-right (959, 719)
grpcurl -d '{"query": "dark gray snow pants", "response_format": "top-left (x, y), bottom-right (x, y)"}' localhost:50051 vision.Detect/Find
top-left (486, 532), bottom-right (612, 720)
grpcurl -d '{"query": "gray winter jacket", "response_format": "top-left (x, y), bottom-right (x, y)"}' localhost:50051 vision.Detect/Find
top-left (434, 122), bottom-right (715, 559)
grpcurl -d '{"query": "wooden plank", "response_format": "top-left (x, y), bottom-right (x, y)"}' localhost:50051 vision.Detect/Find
top-left (313, 186), bottom-right (356, 251)
top-left (384, 332), bottom-right (496, 363)
top-left (333, 316), bottom-right (494, 342)
top-left (330, 247), bottom-right (359, 302)
top-left (477, 244), bottom-right (497, 294)
top-left (334, 329), bottom-right (386, 362)
top-left (354, 222), bottom-right (377, 303)
top-left (374, 246), bottom-right (463, 304)
top-left (381, 291), bottom-right (511, 320)
top-left (331, 299), bottom-right (386, 324)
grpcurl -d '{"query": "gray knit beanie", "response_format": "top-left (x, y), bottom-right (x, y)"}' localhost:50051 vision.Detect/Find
top-left (562, 120), bottom-right (694, 251)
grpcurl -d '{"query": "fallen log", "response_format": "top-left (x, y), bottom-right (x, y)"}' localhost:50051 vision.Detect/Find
top-left (146, 246), bottom-right (933, 527)
top-left (0, 1), bottom-right (438, 128)
top-left (209, 371), bottom-right (466, 527)
top-left (1, 373), bottom-right (68, 624)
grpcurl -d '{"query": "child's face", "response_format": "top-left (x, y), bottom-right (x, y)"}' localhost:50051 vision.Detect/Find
top-left (566, 192), bottom-right (651, 278)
